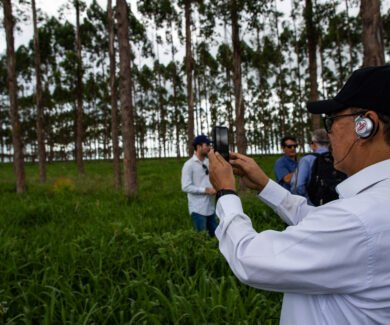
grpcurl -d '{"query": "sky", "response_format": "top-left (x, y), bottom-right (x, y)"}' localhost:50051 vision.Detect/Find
top-left (0, 0), bottom-right (292, 55)
top-left (1, 1), bottom-right (390, 57)
top-left (0, 0), bottom-right (114, 54)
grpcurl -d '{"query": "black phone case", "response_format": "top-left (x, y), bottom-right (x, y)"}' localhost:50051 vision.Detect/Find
top-left (212, 126), bottom-right (229, 161)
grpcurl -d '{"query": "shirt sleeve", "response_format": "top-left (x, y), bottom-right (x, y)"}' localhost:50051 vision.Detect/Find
top-left (274, 159), bottom-right (290, 184)
top-left (259, 180), bottom-right (313, 225)
top-left (291, 157), bottom-right (311, 197)
top-left (215, 190), bottom-right (369, 295)
top-left (181, 162), bottom-right (205, 194)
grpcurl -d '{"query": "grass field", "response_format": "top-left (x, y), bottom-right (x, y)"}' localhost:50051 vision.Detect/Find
top-left (0, 156), bottom-right (285, 324)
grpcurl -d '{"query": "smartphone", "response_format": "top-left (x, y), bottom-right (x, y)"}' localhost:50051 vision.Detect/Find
top-left (212, 126), bottom-right (229, 161)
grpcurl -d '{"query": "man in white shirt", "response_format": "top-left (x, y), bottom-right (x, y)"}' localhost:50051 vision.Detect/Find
top-left (181, 135), bottom-right (217, 236)
top-left (209, 65), bottom-right (390, 324)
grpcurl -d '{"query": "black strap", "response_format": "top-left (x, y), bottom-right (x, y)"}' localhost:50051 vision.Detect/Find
top-left (216, 189), bottom-right (238, 202)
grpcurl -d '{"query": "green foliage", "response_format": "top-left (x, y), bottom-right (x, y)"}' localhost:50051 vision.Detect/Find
top-left (0, 157), bottom-right (283, 324)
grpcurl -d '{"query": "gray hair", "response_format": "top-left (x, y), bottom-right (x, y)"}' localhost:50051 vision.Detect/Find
top-left (311, 128), bottom-right (329, 146)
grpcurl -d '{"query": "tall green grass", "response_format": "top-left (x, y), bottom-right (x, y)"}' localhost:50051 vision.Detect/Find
top-left (0, 156), bottom-right (284, 324)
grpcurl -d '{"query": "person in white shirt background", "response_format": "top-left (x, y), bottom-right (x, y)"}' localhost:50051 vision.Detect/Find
top-left (208, 65), bottom-right (390, 324)
top-left (181, 135), bottom-right (217, 236)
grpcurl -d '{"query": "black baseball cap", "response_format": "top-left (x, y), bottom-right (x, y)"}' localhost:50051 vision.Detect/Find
top-left (307, 65), bottom-right (390, 115)
top-left (193, 134), bottom-right (212, 145)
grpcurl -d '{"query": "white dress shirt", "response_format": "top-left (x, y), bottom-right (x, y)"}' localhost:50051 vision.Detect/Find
top-left (181, 155), bottom-right (215, 216)
top-left (215, 159), bottom-right (390, 324)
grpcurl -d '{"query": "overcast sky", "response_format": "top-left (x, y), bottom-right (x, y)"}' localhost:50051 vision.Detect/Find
top-left (1, 1), bottom-right (389, 57)
top-left (0, 0), bottom-right (113, 54)
top-left (0, 0), bottom-right (292, 55)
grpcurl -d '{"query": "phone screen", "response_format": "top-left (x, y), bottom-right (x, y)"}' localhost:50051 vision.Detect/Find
top-left (212, 126), bottom-right (229, 161)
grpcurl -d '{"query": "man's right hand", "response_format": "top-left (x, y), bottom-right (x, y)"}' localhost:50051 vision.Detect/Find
top-left (229, 152), bottom-right (269, 192)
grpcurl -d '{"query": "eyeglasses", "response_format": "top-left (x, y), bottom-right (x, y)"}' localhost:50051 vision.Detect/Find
top-left (323, 112), bottom-right (366, 133)
top-left (284, 144), bottom-right (298, 149)
top-left (202, 164), bottom-right (209, 175)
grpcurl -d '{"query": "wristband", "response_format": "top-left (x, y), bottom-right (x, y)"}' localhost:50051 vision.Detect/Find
top-left (216, 189), bottom-right (238, 202)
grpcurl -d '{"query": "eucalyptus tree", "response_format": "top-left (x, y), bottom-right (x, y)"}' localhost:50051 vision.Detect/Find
top-left (73, 0), bottom-right (86, 174)
top-left (313, 1), bottom-right (336, 97)
top-left (239, 41), bottom-right (256, 152)
top-left (215, 43), bottom-right (235, 149)
top-left (31, 0), bottom-right (46, 182)
top-left (344, 0), bottom-right (355, 73)
top-left (83, 1), bottom-right (113, 160)
top-left (360, 0), bottom-right (385, 66)
top-left (134, 65), bottom-right (154, 159)
top-left (269, 0), bottom-right (290, 137)
top-left (304, 0), bottom-right (320, 130)
top-left (152, 60), bottom-right (169, 157)
top-left (245, 0), bottom-right (275, 153)
top-left (2, 0), bottom-right (26, 192)
top-left (193, 41), bottom-right (218, 136)
top-left (247, 34), bottom-right (277, 153)
top-left (141, 0), bottom-right (195, 156)
top-left (229, 0), bottom-right (246, 154)
top-left (289, 1), bottom-right (309, 148)
top-left (383, 8), bottom-right (390, 59)
top-left (210, 0), bottom-right (245, 152)
top-left (184, 0), bottom-right (195, 156)
top-left (138, 0), bottom-right (183, 158)
top-left (107, 0), bottom-right (121, 189)
top-left (0, 57), bottom-right (9, 162)
top-left (166, 8), bottom-right (183, 159)
top-left (116, 0), bottom-right (137, 198)
top-left (166, 60), bottom-right (186, 158)
top-left (320, 3), bottom-right (361, 92)
top-left (38, 17), bottom-right (75, 161)
top-left (54, 21), bottom-right (79, 159)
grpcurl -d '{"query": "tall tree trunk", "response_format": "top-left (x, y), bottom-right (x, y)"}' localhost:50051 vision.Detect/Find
top-left (32, 0), bottom-right (46, 183)
top-left (203, 75), bottom-right (210, 133)
top-left (255, 26), bottom-right (265, 153)
top-left (3, 0), bottom-right (26, 193)
top-left (194, 69), bottom-right (200, 135)
top-left (360, 0), bottom-right (385, 67)
top-left (185, 0), bottom-right (194, 156)
top-left (304, 0), bottom-right (321, 130)
top-left (75, 0), bottom-right (84, 174)
top-left (273, 0), bottom-right (286, 136)
top-left (335, 29), bottom-right (345, 89)
top-left (170, 23), bottom-right (181, 159)
top-left (222, 20), bottom-right (235, 150)
top-left (157, 66), bottom-right (166, 158)
top-left (225, 65), bottom-right (235, 150)
top-left (107, 0), bottom-right (121, 190)
top-left (292, 8), bottom-right (306, 150)
top-left (345, 0), bottom-right (354, 74)
top-left (0, 131), bottom-right (3, 163)
top-left (231, 0), bottom-right (246, 154)
top-left (318, 29), bottom-right (327, 98)
top-left (116, 0), bottom-right (138, 198)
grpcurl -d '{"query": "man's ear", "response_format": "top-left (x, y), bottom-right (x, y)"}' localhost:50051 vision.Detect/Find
top-left (363, 111), bottom-right (380, 140)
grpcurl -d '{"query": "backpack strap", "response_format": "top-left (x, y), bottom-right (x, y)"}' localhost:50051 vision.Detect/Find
top-left (293, 153), bottom-right (319, 193)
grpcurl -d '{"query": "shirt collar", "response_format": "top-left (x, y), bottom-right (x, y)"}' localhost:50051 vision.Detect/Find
top-left (337, 159), bottom-right (390, 199)
top-left (283, 154), bottom-right (297, 163)
top-left (314, 147), bottom-right (328, 154)
top-left (192, 154), bottom-right (207, 164)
